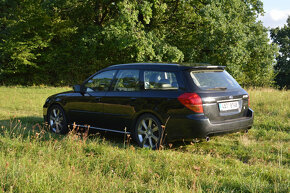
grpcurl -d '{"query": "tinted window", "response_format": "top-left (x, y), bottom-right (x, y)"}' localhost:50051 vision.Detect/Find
top-left (84, 70), bottom-right (116, 92)
top-left (144, 71), bottom-right (179, 90)
top-left (113, 70), bottom-right (140, 91)
top-left (190, 70), bottom-right (240, 90)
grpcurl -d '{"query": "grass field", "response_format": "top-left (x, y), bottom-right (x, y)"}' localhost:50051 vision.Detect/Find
top-left (0, 86), bottom-right (289, 192)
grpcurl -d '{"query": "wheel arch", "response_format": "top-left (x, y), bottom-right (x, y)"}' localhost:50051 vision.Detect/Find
top-left (47, 102), bottom-right (68, 121)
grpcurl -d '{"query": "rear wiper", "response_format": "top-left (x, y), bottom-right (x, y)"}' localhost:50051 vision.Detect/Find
top-left (206, 87), bottom-right (227, 90)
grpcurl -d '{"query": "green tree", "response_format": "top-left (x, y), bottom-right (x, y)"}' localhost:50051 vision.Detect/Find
top-left (0, 0), bottom-right (54, 84)
top-left (270, 16), bottom-right (290, 89)
top-left (0, 0), bottom-right (278, 86)
top-left (154, 0), bottom-right (277, 86)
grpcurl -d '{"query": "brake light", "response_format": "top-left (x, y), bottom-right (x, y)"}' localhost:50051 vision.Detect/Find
top-left (248, 95), bottom-right (250, 107)
top-left (178, 93), bottom-right (204, 113)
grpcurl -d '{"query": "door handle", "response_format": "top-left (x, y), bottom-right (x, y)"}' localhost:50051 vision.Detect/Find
top-left (130, 97), bottom-right (137, 101)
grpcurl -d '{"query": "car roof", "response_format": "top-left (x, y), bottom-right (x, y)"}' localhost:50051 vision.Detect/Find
top-left (105, 63), bottom-right (225, 71)
top-left (105, 63), bottom-right (181, 71)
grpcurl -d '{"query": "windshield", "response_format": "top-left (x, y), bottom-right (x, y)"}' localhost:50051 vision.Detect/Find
top-left (190, 70), bottom-right (241, 90)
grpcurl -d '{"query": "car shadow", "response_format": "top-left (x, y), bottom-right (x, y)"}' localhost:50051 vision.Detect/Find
top-left (0, 116), bottom-right (135, 146)
top-left (0, 116), bottom-right (193, 150)
top-left (0, 116), bottom-right (66, 141)
top-left (87, 129), bottom-right (197, 150)
top-left (0, 116), bottom-right (44, 130)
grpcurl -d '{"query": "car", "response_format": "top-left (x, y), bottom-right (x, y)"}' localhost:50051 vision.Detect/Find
top-left (43, 63), bottom-right (254, 149)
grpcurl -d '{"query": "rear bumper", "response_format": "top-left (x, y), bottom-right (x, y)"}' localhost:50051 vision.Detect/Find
top-left (166, 108), bottom-right (254, 141)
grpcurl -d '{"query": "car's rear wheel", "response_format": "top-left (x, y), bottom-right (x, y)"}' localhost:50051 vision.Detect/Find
top-left (47, 105), bottom-right (68, 134)
top-left (134, 114), bottom-right (163, 149)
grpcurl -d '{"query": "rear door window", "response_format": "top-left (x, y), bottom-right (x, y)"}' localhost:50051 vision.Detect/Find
top-left (113, 70), bottom-right (140, 91)
top-left (144, 71), bottom-right (179, 90)
top-left (190, 70), bottom-right (240, 90)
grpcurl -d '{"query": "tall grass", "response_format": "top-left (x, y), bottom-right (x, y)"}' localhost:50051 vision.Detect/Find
top-left (0, 86), bottom-right (289, 192)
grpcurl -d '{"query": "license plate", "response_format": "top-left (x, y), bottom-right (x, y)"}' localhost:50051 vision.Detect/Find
top-left (219, 101), bottom-right (239, 111)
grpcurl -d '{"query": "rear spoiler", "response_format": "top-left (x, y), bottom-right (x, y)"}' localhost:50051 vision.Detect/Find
top-left (188, 66), bottom-right (226, 71)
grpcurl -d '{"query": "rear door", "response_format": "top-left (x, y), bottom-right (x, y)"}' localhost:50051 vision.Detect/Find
top-left (102, 69), bottom-right (141, 131)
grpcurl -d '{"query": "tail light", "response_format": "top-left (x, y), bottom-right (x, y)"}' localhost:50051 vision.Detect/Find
top-left (178, 93), bottom-right (204, 113)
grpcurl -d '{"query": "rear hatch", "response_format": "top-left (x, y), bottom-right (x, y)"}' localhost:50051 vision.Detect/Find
top-left (189, 68), bottom-right (250, 123)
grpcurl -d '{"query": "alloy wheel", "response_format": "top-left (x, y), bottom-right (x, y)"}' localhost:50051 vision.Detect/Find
top-left (49, 106), bottom-right (65, 133)
top-left (137, 117), bottom-right (160, 148)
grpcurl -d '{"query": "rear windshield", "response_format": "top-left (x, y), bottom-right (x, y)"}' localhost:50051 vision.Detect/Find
top-left (190, 70), bottom-right (240, 90)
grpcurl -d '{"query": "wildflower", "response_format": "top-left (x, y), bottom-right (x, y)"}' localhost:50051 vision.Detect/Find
top-left (193, 166), bottom-right (200, 171)
top-left (168, 143), bottom-right (173, 148)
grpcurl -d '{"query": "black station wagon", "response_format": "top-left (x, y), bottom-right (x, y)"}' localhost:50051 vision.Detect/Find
top-left (43, 63), bottom-right (254, 149)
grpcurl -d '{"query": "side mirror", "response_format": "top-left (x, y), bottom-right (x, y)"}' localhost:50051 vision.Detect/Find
top-left (73, 84), bottom-right (82, 92)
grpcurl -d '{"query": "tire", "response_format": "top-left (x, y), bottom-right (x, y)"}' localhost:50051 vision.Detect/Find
top-left (133, 114), bottom-right (163, 149)
top-left (47, 105), bottom-right (68, 134)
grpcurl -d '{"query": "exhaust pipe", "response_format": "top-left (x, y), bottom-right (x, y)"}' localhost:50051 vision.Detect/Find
top-left (205, 136), bottom-right (210, 142)
top-left (243, 129), bottom-right (248, 133)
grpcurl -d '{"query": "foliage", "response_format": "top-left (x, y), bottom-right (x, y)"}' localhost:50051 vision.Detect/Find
top-left (0, 0), bottom-right (277, 86)
top-left (270, 16), bottom-right (290, 89)
top-left (0, 86), bottom-right (289, 192)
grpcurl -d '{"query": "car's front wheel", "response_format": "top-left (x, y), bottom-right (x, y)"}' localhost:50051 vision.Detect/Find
top-left (47, 105), bottom-right (68, 134)
top-left (134, 114), bottom-right (163, 149)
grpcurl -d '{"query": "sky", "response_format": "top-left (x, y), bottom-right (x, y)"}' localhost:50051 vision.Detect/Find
top-left (259, 0), bottom-right (290, 28)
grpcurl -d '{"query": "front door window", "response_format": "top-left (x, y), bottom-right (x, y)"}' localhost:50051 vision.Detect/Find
top-left (84, 70), bottom-right (117, 92)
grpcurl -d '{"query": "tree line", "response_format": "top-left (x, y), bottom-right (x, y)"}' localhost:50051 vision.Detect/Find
top-left (270, 16), bottom-right (290, 89)
top-left (0, 0), bottom-right (282, 87)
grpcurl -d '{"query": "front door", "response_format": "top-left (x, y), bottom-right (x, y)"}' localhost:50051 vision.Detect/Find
top-left (66, 70), bottom-right (117, 128)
